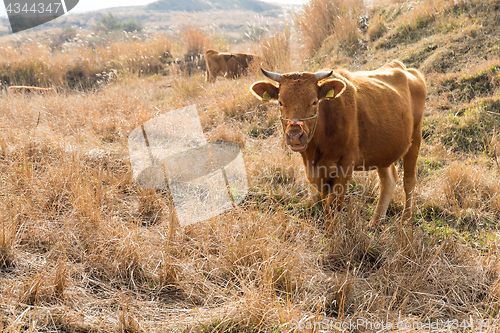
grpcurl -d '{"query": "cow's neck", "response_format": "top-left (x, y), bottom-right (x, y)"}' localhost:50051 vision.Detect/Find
top-left (300, 111), bottom-right (326, 166)
top-left (300, 130), bottom-right (324, 180)
top-left (299, 112), bottom-right (346, 182)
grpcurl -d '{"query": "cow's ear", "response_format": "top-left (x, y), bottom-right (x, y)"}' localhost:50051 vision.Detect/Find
top-left (319, 79), bottom-right (346, 100)
top-left (251, 81), bottom-right (279, 102)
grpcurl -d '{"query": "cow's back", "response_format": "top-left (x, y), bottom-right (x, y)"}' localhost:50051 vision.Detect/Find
top-left (335, 67), bottom-right (421, 168)
top-left (365, 65), bottom-right (427, 133)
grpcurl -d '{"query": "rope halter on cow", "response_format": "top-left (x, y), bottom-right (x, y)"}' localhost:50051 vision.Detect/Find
top-left (280, 111), bottom-right (319, 144)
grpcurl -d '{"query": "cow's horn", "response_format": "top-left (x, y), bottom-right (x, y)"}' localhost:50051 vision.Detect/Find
top-left (314, 71), bottom-right (333, 81)
top-left (261, 68), bottom-right (281, 82)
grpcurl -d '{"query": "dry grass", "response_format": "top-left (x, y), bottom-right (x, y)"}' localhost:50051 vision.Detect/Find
top-left (1, 71), bottom-right (499, 332)
top-left (373, 0), bottom-right (477, 49)
top-left (181, 26), bottom-right (213, 56)
top-left (294, 0), bottom-right (365, 56)
top-left (366, 13), bottom-right (387, 41)
top-left (419, 162), bottom-right (500, 228)
top-left (0, 31), bottom-right (173, 89)
top-left (1, 0), bottom-right (500, 331)
top-left (255, 25), bottom-right (292, 72)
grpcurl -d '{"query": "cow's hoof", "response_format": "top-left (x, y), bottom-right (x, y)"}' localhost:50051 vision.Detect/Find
top-left (367, 217), bottom-right (385, 232)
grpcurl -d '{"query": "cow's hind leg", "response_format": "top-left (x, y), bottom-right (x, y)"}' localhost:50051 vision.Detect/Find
top-left (369, 163), bottom-right (398, 228)
top-left (402, 129), bottom-right (422, 223)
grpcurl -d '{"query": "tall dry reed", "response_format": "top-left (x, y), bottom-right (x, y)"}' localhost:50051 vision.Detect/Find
top-left (255, 25), bottom-right (291, 72)
top-left (294, 0), bottom-right (365, 56)
top-left (0, 32), bottom-right (172, 88)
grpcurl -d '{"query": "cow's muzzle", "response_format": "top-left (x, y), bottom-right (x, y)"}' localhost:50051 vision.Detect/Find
top-left (281, 111), bottom-right (319, 152)
top-left (285, 120), bottom-right (308, 151)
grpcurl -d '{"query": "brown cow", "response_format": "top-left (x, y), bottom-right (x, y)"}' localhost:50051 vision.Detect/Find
top-left (205, 49), bottom-right (257, 83)
top-left (250, 60), bottom-right (426, 228)
top-left (8, 86), bottom-right (56, 95)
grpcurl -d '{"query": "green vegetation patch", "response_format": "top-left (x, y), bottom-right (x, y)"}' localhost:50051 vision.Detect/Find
top-left (417, 156), bottom-right (444, 179)
top-left (439, 66), bottom-right (500, 102)
top-left (391, 14), bottom-right (436, 45)
top-left (403, 43), bottom-right (437, 68)
top-left (93, 13), bottom-right (143, 32)
top-left (375, 0), bottom-right (474, 50)
top-left (440, 100), bottom-right (500, 153)
top-left (418, 203), bottom-right (499, 241)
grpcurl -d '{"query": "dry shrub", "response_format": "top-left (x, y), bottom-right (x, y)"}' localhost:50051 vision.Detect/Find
top-left (0, 32), bottom-right (172, 89)
top-left (370, 0), bottom-right (405, 4)
top-left (170, 73), bottom-right (206, 101)
top-left (379, 0), bottom-right (474, 48)
top-left (206, 123), bottom-right (246, 148)
top-left (20, 261), bottom-right (71, 305)
top-left (75, 215), bottom-right (158, 285)
top-left (246, 139), bottom-right (308, 199)
top-left (195, 287), bottom-right (282, 332)
top-left (295, 0), bottom-right (365, 56)
top-left (367, 13), bottom-right (388, 41)
top-left (421, 163), bottom-right (500, 226)
top-left (104, 34), bottom-right (172, 75)
top-left (119, 298), bottom-right (146, 333)
top-left (41, 308), bottom-right (97, 333)
top-left (161, 206), bottom-right (331, 331)
top-left (304, 213), bottom-right (496, 322)
top-left (137, 188), bottom-right (165, 225)
top-left (373, 233), bottom-right (493, 320)
top-left (71, 174), bottom-right (104, 228)
top-left (53, 262), bottom-right (68, 298)
top-left (323, 272), bottom-right (355, 317)
top-left (181, 26), bottom-right (213, 55)
top-left (216, 85), bottom-right (264, 122)
top-left (256, 26), bottom-right (291, 72)
top-left (198, 75), bottom-right (275, 132)
top-left (489, 130), bottom-right (500, 169)
top-left (401, 0), bottom-right (440, 32)
top-left (442, 164), bottom-right (500, 214)
top-left (420, 46), bottom-right (456, 74)
top-left (0, 217), bottom-right (16, 269)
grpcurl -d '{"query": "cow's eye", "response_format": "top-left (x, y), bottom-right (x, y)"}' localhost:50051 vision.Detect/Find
top-left (312, 100), bottom-right (318, 106)
top-left (278, 101), bottom-right (283, 107)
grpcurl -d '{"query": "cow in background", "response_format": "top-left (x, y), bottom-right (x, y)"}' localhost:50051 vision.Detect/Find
top-left (205, 49), bottom-right (257, 82)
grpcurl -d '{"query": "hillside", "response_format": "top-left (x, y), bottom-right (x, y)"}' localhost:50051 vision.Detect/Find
top-left (0, 0), bottom-right (284, 36)
top-left (146, 0), bottom-right (281, 12)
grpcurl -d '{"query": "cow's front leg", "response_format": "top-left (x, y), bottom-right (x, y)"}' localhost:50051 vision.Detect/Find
top-left (321, 167), bottom-right (353, 234)
top-left (303, 184), bottom-right (322, 208)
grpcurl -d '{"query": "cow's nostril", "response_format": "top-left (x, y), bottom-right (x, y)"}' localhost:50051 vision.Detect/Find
top-left (290, 132), bottom-right (302, 138)
top-left (287, 130), bottom-right (305, 139)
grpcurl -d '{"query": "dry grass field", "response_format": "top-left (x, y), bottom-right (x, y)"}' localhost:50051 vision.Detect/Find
top-left (1, 0), bottom-right (500, 331)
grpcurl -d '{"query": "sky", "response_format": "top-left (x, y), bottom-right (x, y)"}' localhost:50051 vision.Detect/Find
top-left (0, 0), bottom-right (307, 18)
